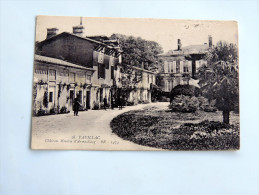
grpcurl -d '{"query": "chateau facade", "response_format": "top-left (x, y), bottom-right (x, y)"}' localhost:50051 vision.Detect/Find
top-left (157, 36), bottom-right (212, 95)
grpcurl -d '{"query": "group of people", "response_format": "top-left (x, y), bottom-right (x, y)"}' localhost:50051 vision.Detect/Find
top-left (103, 96), bottom-right (123, 110)
top-left (73, 95), bottom-right (125, 116)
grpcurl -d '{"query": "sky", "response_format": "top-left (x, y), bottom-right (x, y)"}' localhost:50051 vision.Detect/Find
top-left (36, 16), bottom-right (238, 52)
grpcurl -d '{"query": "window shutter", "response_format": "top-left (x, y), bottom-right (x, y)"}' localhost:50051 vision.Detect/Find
top-left (188, 61), bottom-right (192, 72)
top-left (164, 61), bottom-right (168, 73)
top-left (98, 63), bottom-right (101, 78)
top-left (114, 58), bottom-right (118, 70)
top-left (111, 66), bottom-right (114, 80)
top-left (102, 64), bottom-right (105, 79)
top-left (109, 57), bottom-right (114, 67)
top-left (173, 61), bottom-right (176, 73)
top-left (180, 61), bottom-right (184, 73)
top-left (98, 63), bottom-right (105, 79)
top-left (105, 55), bottom-right (109, 69)
top-left (93, 51), bottom-right (99, 66)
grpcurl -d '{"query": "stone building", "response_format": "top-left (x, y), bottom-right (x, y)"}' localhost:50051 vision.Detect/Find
top-left (34, 22), bottom-right (122, 114)
top-left (33, 20), bottom-right (157, 115)
top-left (126, 66), bottom-right (156, 104)
top-left (33, 55), bottom-right (94, 114)
top-left (157, 36), bottom-right (212, 96)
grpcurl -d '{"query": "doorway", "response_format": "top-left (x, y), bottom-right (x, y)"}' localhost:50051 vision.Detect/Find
top-left (69, 90), bottom-right (74, 110)
top-left (86, 91), bottom-right (91, 109)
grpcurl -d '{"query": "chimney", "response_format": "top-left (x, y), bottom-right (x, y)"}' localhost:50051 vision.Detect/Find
top-left (73, 16), bottom-right (84, 37)
top-left (177, 39), bottom-right (182, 50)
top-left (208, 35), bottom-right (212, 48)
top-left (46, 28), bottom-right (58, 39)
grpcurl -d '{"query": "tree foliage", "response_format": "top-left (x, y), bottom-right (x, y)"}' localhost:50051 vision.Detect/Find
top-left (111, 34), bottom-right (163, 101)
top-left (110, 34), bottom-right (163, 68)
top-left (197, 41), bottom-right (239, 123)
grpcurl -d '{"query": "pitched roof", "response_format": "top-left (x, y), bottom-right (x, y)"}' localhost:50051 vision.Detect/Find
top-left (181, 44), bottom-right (209, 54)
top-left (158, 44), bottom-right (210, 57)
top-left (39, 32), bottom-right (106, 46)
top-left (34, 55), bottom-right (95, 71)
top-left (38, 32), bottom-right (122, 55)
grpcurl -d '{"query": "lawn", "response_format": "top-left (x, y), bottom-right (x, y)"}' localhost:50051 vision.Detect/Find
top-left (110, 104), bottom-right (240, 150)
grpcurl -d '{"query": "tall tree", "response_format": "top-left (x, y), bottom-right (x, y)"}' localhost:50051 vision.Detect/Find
top-left (197, 41), bottom-right (239, 124)
top-left (110, 34), bottom-right (163, 69)
top-left (110, 34), bottom-right (163, 102)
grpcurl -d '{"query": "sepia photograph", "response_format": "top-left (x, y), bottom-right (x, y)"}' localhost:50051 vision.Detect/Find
top-left (2, 0), bottom-right (259, 194)
top-left (31, 16), bottom-right (239, 150)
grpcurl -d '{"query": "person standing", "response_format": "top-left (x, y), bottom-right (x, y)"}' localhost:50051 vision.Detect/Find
top-left (111, 96), bottom-right (115, 110)
top-left (103, 96), bottom-right (108, 110)
top-left (73, 97), bottom-right (80, 116)
top-left (118, 95), bottom-right (123, 110)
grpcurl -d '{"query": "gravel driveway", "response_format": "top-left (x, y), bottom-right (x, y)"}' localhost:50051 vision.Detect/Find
top-left (31, 103), bottom-right (168, 150)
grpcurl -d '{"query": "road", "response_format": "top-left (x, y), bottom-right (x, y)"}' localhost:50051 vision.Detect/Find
top-left (31, 103), bottom-right (168, 150)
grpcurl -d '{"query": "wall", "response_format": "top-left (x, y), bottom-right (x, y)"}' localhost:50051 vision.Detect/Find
top-left (158, 55), bottom-right (195, 92)
top-left (39, 34), bottom-right (96, 68)
top-left (33, 61), bottom-right (94, 114)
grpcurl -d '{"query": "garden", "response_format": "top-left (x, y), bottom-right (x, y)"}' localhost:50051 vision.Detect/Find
top-left (110, 103), bottom-right (240, 150)
top-left (111, 41), bottom-right (240, 150)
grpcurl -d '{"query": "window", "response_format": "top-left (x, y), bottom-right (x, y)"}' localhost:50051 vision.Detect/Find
top-left (98, 63), bottom-right (105, 79)
top-left (176, 77), bottom-right (180, 86)
top-left (180, 61), bottom-right (183, 72)
top-left (49, 92), bottom-right (53, 102)
top-left (169, 81), bottom-right (173, 91)
top-left (86, 75), bottom-right (91, 83)
top-left (49, 69), bottom-right (56, 81)
top-left (78, 90), bottom-right (82, 103)
top-left (164, 61), bottom-right (168, 73)
top-left (176, 60), bottom-right (180, 73)
top-left (109, 56), bottom-right (114, 67)
top-left (169, 62), bottom-right (173, 72)
top-left (165, 80), bottom-right (170, 91)
top-left (111, 66), bottom-right (114, 79)
top-left (173, 61), bottom-right (176, 73)
top-left (69, 73), bottom-right (76, 83)
top-left (184, 61), bottom-right (189, 72)
top-left (70, 90), bottom-right (74, 101)
top-left (98, 52), bottom-right (104, 64)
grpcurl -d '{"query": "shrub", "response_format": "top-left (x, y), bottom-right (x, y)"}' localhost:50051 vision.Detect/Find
top-left (49, 107), bottom-right (56, 114)
top-left (92, 101), bottom-right (99, 110)
top-left (197, 96), bottom-right (217, 112)
top-left (159, 96), bottom-right (169, 102)
top-left (182, 120), bottom-right (233, 133)
top-left (203, 105), bottom-right (217, 112)
top-left (43, 90), bottom-right (48, 108)
top-left (169, 95), bottom-right (199, 113)
top-left (37, 108), bottom-right (45, 116)
top-left (100, 102), bottom-right (110, 109)
top-left (60, 106), bottom-right (67, 113)
top-left (78, 105), bottom-right (86, 111)
top-left (143, 100), bottom-right (150, 104)
top-left (170, 85), bottom-right (201, 102)
top-left (126, 101), bottom-right (135, 106)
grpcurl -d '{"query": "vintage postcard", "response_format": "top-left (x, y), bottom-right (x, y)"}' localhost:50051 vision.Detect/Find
top-left (31, 16), bottom-right (239, 150)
